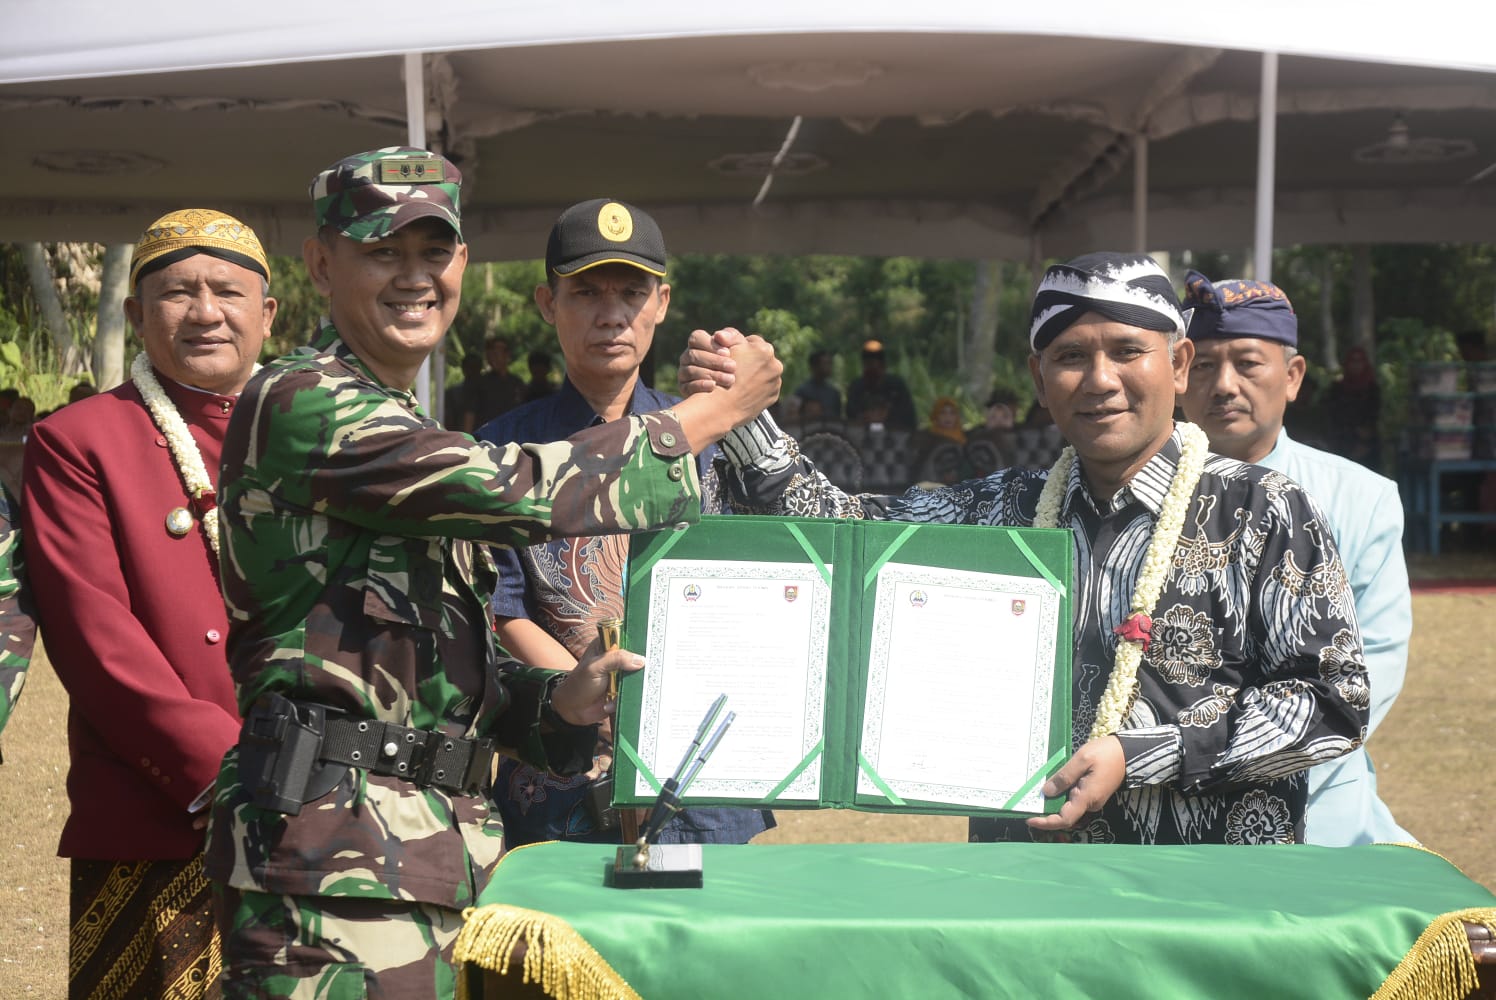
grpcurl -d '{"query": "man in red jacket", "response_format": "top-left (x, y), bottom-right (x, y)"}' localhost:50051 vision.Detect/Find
top-left (23, 208), bottom-right (277, 1000)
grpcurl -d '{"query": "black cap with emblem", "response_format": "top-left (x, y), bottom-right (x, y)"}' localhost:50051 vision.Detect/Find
top-left (545, 198), bottom-right (667, 278)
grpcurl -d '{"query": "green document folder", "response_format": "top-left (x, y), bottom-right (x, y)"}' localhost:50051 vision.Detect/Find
top-left (612, 514), bottom-right (1073, 818)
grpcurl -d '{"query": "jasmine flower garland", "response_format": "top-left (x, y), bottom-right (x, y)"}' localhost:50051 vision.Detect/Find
top-left (1032, 422), bottom-right (1209, 739)
top-left (131, 353), bottom-right (220, 559)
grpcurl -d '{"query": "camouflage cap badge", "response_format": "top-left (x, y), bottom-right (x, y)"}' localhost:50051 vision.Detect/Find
top-left (545, 197), bottom-right (666, 278)
top-left (310, 146), bottom-right (462, 243)
top-left (129, 208), bottom-right (270, 288)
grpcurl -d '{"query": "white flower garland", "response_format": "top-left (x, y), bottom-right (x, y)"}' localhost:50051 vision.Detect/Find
top-left (1032, 422), bottom-right (1209, 739)
top-left (132, 353), bottom-right (219, 559)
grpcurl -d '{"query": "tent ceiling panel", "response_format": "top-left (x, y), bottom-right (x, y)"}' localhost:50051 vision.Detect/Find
top-left (468, 111), bottom-right (1097, 208)
top-left (442, 34), bottom-right (1178, 120)
top-left (1089, 108), bottom-right (1496, 197)
top-left (3, 19), bottom-right (1494, 259)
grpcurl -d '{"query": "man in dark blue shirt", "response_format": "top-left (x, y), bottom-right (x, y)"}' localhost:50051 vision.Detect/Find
top-left (793, 348), bottom-right (843, 420)
top-left (478, 198), bottom-right (772, 846)
top-left (845, 339), bottom-right (916, 430)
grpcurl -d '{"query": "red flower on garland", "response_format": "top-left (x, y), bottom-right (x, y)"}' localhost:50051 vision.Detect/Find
top-left (1114, 612), bottom-right (1153, 651)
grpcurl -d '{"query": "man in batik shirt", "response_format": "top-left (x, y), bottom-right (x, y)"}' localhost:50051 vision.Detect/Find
top-left (204, 147), bottom-right (781, 999)
top-left (0, 484), bottom-right (35, 761)
top-left (479, 198), bottom-right (772, 847)
top-left (680, 252), bottom-right (1367, 846)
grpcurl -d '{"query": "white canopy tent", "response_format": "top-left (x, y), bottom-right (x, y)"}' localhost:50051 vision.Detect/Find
top-left (9, 1), bottom-right (1496, 81)
top-left (4, 1), bottom-right (1494, 260)
top-left (4, 1), bottom-right (1495, 401)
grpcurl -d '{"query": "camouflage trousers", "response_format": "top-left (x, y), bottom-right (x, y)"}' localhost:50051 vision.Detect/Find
top-left (214, 885), bottom-right (465, 1000)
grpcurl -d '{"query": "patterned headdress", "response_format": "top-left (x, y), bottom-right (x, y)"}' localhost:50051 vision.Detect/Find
top-left (1182, 270), bottom-right (1298, 348)
top-left (129, 208), bottom-right (270, 288)
top-left (311, 146), bottom-right (462, 243)
top-left (1029, 252), bottom-right (1186, 351)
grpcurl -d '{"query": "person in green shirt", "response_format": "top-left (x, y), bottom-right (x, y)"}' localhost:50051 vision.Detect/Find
top-left (0, 483), bottom-right (35, 761)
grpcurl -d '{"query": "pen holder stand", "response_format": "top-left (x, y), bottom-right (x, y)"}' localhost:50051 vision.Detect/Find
top-left (606, 844), bottom-right (704, 889)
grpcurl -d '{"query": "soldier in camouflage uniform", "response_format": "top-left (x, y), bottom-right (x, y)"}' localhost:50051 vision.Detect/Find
top-left (0, 483), bottom-right (35, 761)
top-left (204, 147), bottom-right (781, 999)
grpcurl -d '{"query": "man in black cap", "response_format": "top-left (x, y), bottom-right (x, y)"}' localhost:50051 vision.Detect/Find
top-left (477, 197), bottom-right (774, 849)
top-left (680, 251), bottom-right (1367, 846)
top-left (1178, 271), bottom-right (1411, 848)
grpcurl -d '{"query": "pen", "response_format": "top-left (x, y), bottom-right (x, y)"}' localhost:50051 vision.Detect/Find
top-left (634, 695), bottom-right (730, 861)
top-left (636, 710), bottom-right (735, 856)
top-left (597, 618), bottom-right (624, 702)
top-left (669, 693), bottom-right (727, 782)
top-left (676, 711), bottom-right (735, 799)
top-left (594, 617), bottom-right (638, 843)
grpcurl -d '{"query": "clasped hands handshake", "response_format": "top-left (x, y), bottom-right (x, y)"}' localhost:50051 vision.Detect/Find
top-left (678, 326), bottom-right (762, 398)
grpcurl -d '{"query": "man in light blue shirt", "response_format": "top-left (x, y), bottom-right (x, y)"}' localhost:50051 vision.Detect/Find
top-left (1178, 271), bottom-right (1413, 846)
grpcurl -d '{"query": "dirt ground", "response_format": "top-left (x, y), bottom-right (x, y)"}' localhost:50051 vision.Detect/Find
top-left (3, 585), bottom-right (1493, 996)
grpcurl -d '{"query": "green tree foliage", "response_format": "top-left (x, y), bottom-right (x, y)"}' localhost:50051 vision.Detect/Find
top-left (446, 261), bottom-right (552, 379)
top-left (665, 254), bottom-right (1034, 421)
top-left (1267, 243), bottom-right (1495, 372)
top-left (0, 243), bottom-right (100, 409)
top-left (1264, 244), bottom-right (1494, 472)
top-left (1, 241), bottom-right (1489, 433)
top-left (1372, 244), bottom-right (1496, 341)
top-left (261, 253), bottom-right (325, 361)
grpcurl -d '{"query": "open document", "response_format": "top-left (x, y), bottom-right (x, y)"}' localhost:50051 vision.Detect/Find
top-left (613, 515), bottom-right (1073, 818)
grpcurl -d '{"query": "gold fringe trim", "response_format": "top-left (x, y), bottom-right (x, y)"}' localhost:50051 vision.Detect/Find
top-left (1382, 841), bottom-right (1463, 867)
top-left (455, 903), bottom-right (641, 1000)
top-left (1371, 907), bottom-right (1496, 1000)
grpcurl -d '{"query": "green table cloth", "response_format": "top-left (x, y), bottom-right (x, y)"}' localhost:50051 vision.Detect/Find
top-left (456, 842), bottom-right (1496, 1000)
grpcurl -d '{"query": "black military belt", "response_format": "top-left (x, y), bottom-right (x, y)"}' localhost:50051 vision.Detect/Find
top-left (239, 695), bottom-right (498, 815)
top-left (318, 717), bottom-right (496, 797)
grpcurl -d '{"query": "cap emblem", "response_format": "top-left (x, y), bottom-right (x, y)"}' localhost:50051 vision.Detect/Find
top-left (597, 202), bottom-right (633, 242)
top-left (378, 158), bottom-right (443, 184)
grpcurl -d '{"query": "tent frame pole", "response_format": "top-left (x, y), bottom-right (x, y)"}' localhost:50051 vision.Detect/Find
top-left (1253, 51), bottom-right (1278, 282)
top-left (1132, 133), bottom-right (1148, 254)
top-left (404, 52), bottom-right (437, 414)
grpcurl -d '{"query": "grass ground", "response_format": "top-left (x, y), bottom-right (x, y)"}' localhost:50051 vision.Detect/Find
top-left (3, 581), bottom-right (1493, 996)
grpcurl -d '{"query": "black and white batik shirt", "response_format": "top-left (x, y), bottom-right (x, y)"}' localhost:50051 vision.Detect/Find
top-left (716, 417), bottom-right (1368, 846)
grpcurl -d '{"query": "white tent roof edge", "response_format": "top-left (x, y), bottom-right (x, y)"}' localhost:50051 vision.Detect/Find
top-left (4, 0), bottom-right (1495, 84)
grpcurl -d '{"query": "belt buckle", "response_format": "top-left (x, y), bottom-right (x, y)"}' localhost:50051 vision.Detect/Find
top-left (460, 738), bottom-right (496, 796)
top-left (414, 734), bottom-right (458, 790)
top-left (370, 722), bottom-right (428, 779)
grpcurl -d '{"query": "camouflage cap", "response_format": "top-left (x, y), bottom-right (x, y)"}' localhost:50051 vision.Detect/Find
top-left (546, 198), bottom-right (666, 278)
top-left (310, 146), bottom-right (462, 243)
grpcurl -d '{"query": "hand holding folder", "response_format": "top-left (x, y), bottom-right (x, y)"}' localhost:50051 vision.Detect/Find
top-left (611, 514), bottom-right (1074, 819)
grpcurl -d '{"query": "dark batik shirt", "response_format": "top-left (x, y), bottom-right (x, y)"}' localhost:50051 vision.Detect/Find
top-left (717, 416), bottom-right (1368, 846)
top-left (478, 378), bottom-right (773, 846)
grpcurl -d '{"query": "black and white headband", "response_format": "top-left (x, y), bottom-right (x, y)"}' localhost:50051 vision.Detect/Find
top-left (1029, 252), bottom-right (1187, 351)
